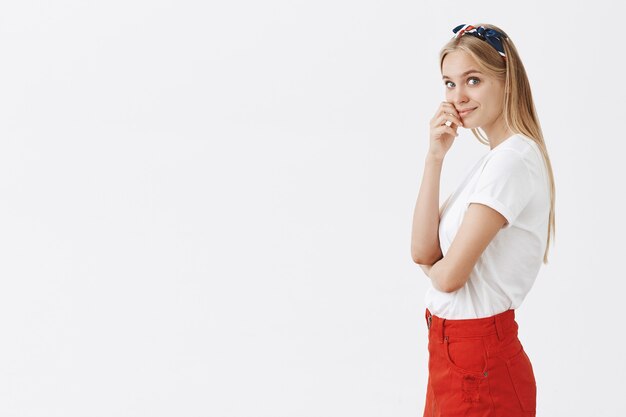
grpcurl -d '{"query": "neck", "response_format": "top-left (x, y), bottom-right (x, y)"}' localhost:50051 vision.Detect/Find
top-left (483, 116), bottom-right (515, 150)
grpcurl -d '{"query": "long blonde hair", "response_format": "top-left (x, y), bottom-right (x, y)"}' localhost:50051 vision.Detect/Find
top-left (439, 23), bottom-right (556, 264)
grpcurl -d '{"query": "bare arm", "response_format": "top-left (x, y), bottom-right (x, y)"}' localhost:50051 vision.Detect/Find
top-left (411, 155), bottom-right (446, 264)
top-left (413, 100), bottom-right (462, 266)
top-left (419, 262), bottom-right (437, 277)
top-left (420, 203), bottom-right (507, 292)
top-left (418, 260), bottom-right (445, 291)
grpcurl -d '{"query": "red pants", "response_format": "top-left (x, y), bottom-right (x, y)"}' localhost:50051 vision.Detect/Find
top-left (423, 308), bottom-right (537, 416)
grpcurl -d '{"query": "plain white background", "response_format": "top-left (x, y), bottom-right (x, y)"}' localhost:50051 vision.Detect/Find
top-left (0, 1), bottom-right (623, 416)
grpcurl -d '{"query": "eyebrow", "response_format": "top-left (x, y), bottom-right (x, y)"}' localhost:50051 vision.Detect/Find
top-left (442, 70), bottom-right (483, 80)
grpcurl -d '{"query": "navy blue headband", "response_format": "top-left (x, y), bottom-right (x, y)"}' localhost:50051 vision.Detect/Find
top-left (452, 24), bottom-right (507, 58)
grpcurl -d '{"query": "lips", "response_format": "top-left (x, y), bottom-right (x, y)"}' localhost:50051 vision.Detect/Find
top-left (458, 107), bottom-right (476, 117)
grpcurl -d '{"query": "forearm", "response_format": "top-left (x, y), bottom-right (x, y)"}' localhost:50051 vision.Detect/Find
top-left (411, 155), bottom-right (444, 264)
top-left (419, 259), bottom-right (449, 292)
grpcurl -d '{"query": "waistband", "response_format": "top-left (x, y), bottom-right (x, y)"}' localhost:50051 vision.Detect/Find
top-left (425, 307), bottom-right (517, 343)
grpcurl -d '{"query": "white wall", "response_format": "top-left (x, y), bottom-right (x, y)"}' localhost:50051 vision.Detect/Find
top-left (0, 1), bottom-right (621, 416)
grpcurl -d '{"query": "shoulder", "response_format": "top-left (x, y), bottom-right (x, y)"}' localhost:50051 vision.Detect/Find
top-left (479, 135), bottom-right (546, 183)
top-left (481, 144), bottom-right (531, 178)
top-left (490, 134), bottom-right (542, 168)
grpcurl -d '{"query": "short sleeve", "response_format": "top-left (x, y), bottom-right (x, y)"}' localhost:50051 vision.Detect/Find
top-left (466, 150), bottom-right (535, 229)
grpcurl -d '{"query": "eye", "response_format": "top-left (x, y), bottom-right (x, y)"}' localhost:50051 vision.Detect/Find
top-left (444, 77), bottom-right (481, 88)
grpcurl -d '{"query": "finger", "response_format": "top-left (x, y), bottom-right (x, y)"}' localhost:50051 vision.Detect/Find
top-left (435, 101), bottom-right (457, 119)
top-left (441, 103), bottom-right (462, 120)
top-left (434, 103), bottom-right (449, 119)
top-left (437, 113), bottom-right (464, 127)
top-left (435, 125), bottom-right (458, 138)
top-left (440, 108), bottom-right (463, 125)
top-left (447, 126), bottom-right (459, 136)
top-left (440, 116), bottom-right (462, 128)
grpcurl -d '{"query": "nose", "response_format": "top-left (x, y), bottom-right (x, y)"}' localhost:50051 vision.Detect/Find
top-left (451, 86), bottom-right (469, 106)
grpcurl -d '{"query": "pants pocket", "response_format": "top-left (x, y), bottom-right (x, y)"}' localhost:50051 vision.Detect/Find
top-left (505, 348), bottom-right (537, 413)
top-left (443, 336), bottom-right (489, 404)
top-left (444, 335), bottom-right (488, 376)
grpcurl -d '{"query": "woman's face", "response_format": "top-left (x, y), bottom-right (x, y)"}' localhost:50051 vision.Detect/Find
top-left (441, 50), bottom-right (505, 132)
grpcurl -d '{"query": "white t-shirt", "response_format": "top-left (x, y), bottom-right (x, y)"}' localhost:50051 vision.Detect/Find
top-left (424, 133), bottom-right (550, 319)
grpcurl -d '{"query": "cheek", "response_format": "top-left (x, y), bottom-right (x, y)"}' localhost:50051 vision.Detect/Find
top-left (480, 86), bottom-right (504, 108)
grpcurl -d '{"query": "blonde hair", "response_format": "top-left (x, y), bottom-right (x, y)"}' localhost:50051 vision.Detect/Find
top-left (439, 23), bottom-right (556, 264)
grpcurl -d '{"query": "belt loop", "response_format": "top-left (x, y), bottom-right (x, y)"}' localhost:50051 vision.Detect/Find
top-left (439, 318), bottom-right (446, 344)
top-left (495, 312), bottom-right (504, 341)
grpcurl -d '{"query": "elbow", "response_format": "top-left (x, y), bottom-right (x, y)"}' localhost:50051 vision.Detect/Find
top-left (412, 255), bottom-right (436, 265)
top-left (412, 254), bottom-right (427, 265)
top-left (411, 246), bottom-right (442, 266)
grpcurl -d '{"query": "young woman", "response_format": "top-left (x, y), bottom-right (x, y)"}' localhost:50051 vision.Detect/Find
top-left (410, 24), bottom-right (556, 416)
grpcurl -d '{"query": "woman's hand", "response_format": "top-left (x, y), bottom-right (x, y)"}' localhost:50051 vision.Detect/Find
top-left (428, 101), bottom-right (464, 160)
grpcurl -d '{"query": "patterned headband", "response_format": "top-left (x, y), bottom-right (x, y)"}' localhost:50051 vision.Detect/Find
top-left (452, 24), bottom-right (507, 58)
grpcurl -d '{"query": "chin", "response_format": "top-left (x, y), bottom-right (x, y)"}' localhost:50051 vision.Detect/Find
top-left (461, 116), bottom-right (483, 129)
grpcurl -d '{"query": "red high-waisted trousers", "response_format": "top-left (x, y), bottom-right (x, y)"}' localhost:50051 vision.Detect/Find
top-left (423, 308), bottom-right (537, 416)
